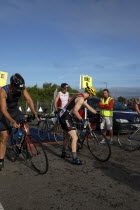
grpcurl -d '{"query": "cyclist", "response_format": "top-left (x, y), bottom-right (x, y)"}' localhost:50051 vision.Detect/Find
top-left (135, 100), bottom-right (140, 114)
top-left (53, 83), bottom-right (70, 149)
top-left (0, 73), bottom-right (39, 170)
top-left (54, 83), bottom-right (70, 112)
top-left (59, 86), bottom-right (97, 165)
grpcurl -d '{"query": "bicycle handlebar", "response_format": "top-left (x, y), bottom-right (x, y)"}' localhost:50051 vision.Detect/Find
top-left (38, 113), bottom-right (58, 119)
top-left (17, 114), bottom-right (36, 124)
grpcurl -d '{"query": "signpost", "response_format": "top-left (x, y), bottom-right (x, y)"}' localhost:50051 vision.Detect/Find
top-left (80, 75), bottom-right (92, 89)
top-left (80, 75), bottom-right (93, 119)
top-left (0, 71), bottom-right (8, 87)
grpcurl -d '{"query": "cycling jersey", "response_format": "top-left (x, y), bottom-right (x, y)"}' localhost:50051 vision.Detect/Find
top-left (65, 94), bottom-right (84, 111)
top-left (2, 85), bottom-right (21, 110)
top-left (60, 93), bottom-right (84, 117)
top-left (59, 94), bottom-right (84, 131)
top-left (57, 91), bottom-right (69, 110)
top-left (0, 85), bottom-right (23, 131)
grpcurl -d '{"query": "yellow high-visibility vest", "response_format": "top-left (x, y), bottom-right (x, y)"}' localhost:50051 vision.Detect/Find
top-left (100, 97), bottom-right (113, 117)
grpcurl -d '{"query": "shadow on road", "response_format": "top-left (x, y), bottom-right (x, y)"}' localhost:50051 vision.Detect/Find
top-left (43, 144), bottom-right (62, 158)
top-left (94, 160), bottom-right (140, 192)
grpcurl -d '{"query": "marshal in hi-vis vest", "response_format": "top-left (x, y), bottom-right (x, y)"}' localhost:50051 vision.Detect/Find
top-left (100, 97), bottom-right (113, 117)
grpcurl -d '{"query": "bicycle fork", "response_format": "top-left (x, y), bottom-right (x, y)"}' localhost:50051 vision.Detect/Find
top-left (25, 136), bottom-right (40, 157)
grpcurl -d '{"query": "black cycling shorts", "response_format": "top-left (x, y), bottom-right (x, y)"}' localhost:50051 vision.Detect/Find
top-left (0, 108), bottom-right (24, 132)
top-left (59, 111), bottom-right (76, 132)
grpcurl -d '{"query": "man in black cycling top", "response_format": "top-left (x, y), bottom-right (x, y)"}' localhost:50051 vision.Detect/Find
top-left (0, 73), bottom-right (39, 170)
top-left (59, 86), bottom-right (97, 165)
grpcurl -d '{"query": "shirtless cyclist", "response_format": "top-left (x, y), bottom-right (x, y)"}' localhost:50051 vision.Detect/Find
top-left (59, 86), bottom-right (97, 165)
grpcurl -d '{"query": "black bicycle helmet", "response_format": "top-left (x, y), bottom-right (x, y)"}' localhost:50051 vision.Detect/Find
top-left (61, 83), bottom-right (69, 88)
top-left (10, 73), bottom-right (25, 91)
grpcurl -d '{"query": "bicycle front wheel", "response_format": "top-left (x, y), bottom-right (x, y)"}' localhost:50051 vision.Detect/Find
top-left (25, 135), bottom-right (48, 174)
top-left (6, 136), bottom-right (18, 162)
top-left (117, 124), bottom-right (140, 151)
top-left (38, 120), bottom-right (49, 141)
top-left (53, 123), bottom-right (64, 146)
top-left (87, 130), bottom-right (111, 162)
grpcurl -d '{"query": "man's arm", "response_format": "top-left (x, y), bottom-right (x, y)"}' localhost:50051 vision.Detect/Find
top-left (73, 97), bottom-right (85, 121)
top-left (0, 89), bottom-right (19, 128)
top-left (103, 99), bottom-right (114, 110)
top-left (135, 103), bottom-right (140, 114)
top-left (83, 101), bottom-right (97, 114)
top-left (98, 100), bottom-right (105, 109)
top-left (53, 93), bottom-right (60, 111)
top-left (98, 98), bottom-right (114, 110)
top-left (23, 89), bottom-right (39, 120)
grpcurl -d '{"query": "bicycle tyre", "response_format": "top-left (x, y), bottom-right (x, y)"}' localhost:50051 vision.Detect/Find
top-left (24, 135), bottom-right (49, 174)
top-left (38, 120), bottom-right (49, 141)
top-left (117, 124), bottom-right (140, 152)
top-left (87, 130), bottom-right (111, 162)
top-left (77, 130), bottom-right (87, 151)
top-left (6, 136), bottom-right (18, 162)
top-left (53, 123), bottom-right (64, 146)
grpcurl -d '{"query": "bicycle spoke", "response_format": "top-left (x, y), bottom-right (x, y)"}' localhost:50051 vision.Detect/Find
top-left (87, 130), bottom-right (111, 162)
top-left (38, 120), bottom-right (49, 141)
top-left (53, 123), bottom-right (64, 146)
top-left (6, 137), bottom-right (18, 162)
top-left (117, 125), bottom-right (140, 151)
top-left (25, 135), bottom-right (48, 174)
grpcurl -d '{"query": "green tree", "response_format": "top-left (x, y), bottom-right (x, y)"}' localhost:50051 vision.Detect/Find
top-left (117, 96), bottom-right (127, 104)
top-left (19, 83), bottom-right (79, 112)
top-left (96, 89), bottom-right (103, 98)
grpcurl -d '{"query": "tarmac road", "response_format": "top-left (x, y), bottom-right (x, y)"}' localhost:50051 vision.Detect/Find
top-left (0, 134), bottom-right (140, 210)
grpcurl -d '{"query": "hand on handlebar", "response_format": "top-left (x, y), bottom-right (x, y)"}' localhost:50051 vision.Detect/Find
top-left (12, 121), bottom-right (20, 128)
top-left (95, 113), bottom-right (104, 123)
top-left (81, 119), bottom-right (89, 128)
top-left (35, 113), bottom-right (40, 121)
top-left (54, 110), bottom-right (59, 115)
top-left (95, 113), bottom-right (103, 118)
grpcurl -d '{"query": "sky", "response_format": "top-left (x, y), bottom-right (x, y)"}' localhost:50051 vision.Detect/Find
top-left (0, 0), bottom-right (140, 95)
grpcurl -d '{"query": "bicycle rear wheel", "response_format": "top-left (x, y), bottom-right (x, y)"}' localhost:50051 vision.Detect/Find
top-left (53, 123), bottom-right (64, 146)
top-left (87, 130), bottom-right (111, 162)
top-left (25, 135), bottom-right (48, 174)
top-left (38, 120), bottom-right (49, 141)
top-left (117, 124), bottom-right (140, 151)
top-left (6, 136), bottom-right (18, 162)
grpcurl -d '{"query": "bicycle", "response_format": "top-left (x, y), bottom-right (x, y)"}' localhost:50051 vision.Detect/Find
top-left (6, 115), bottom-right (49, 174)
top-left (117, 116), bottom-right (140, 151)
top-left (37, 113), bottom-right (64, 146)
top-left (74, 115), bottom-right (111, 162)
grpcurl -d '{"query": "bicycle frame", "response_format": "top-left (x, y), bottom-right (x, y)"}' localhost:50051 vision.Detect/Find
top-left (11, 117), bottom-right (37, 155)
top-left (128, 125), bottom-right (140, 141)
top-left (44, 115), bottom-right (59, 133)
top-left (75, 119), bottom-right (111, 161)
top-left (7, 115), bottom-right (49, 174)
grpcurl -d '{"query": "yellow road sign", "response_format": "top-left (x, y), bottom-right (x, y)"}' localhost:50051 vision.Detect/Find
top-left (0, 71), bottom-right (8, 87)
top-left (81, 75), bottom-right (92, 88)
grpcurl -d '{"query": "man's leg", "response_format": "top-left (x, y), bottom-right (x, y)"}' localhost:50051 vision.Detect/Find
top-left (107, 117), bottom-right (113, 144)
top-left (109, 129), bottom-right (113, 142)
top-left (102, 130), bottom-right (107, 136)
top-left (68, 130), bottom-right (78, 153)
top-left (61, 130), bottom-right (71, 158)
top-left (68, 130), bottom-right (85, 165)
top-left (100, 117), bottom-right (107, 142)
top-left (0, 130), bottom-right (9, 169)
